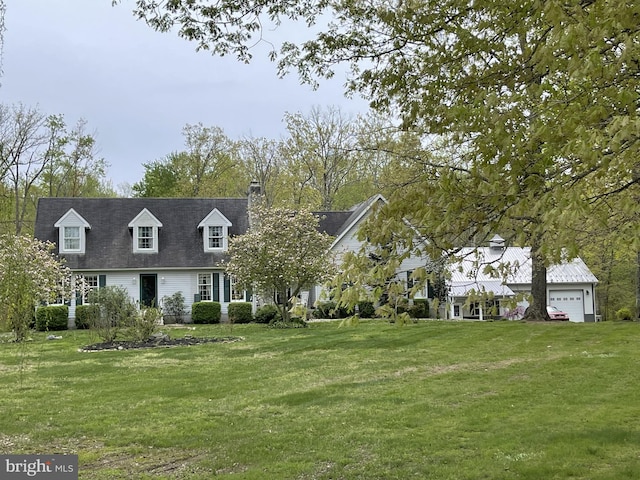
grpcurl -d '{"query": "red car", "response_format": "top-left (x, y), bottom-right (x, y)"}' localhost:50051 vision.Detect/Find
top-left (547, 305), bottom-right (569, 321)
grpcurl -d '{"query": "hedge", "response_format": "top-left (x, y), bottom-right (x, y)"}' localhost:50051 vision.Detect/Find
top-left (35, 305), bottom-right (69, 331)
top-left (75, 304), bottom-right (99, 329)
top-left (191, 302), bottom-right (221, 324)
top-left (409, 299), bottom-right (430, 318)
top-left (228, 302), bottom-right (253, 324)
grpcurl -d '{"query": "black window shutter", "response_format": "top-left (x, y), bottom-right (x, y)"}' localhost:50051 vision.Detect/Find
top-left (75, 290), bottom-right (83, 306)
top-left (223, 275), bottom-right (231, 303)
top-left (99, 275), bottom-right (106, 288)
top-left (194, 293), bottom-right (201, 303)
top-left (246, 286), bottom-right (252, 302)
top-left (213, 273), bottom-right (220, 302)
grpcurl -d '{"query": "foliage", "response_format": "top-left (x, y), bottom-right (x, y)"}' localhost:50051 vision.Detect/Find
top-left (74, 304), bottom-right (97, 330)
top-left (0, 234), bottom-right (72, 341)
top-left (226, 203), bottom-right (335, 323)
top-left (0, 103), bottom-right (111, 237)
top-left (86, 286), bottom-right (137, 342)
top-left (127, 307), bottom-right (162, 341)
top-left (162, 291), bottom-right (186, 324)
top-left (132, 124), bottom-right (242, 198)
top-left (254, 304), bottom-right (280, 324)
top-left (34, 305), bottom-right (68, 331)
top-left (191, 302), bottom-right (221, 324)
top-left (314, 301), bottom-right (349, 319)
top-left (268, 317), bottom-right (308, 329)
top-left (357, 300), bottom-right (375, 318)
top-left (125, 0), bottom-right (640, 323)
top-left (228, 302), bottom-right (253, 324)
top-left (409, 299), bottom-right (430, 319)
top-left (615, 308), bottom-right (633, 322)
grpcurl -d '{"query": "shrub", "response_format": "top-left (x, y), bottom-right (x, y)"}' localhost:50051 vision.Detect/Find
top-left (87, 286), bottom-right (137, 342)
top-left (616, 307), bottom-right (633, 321)
top-left (269, 317), bottom-right (308, 329)
top-left (254, 304), bottom-right (280, 324)
top-left (162, 292), bottom-right (186, 324)
top-left (35, 305), bottom-right (69, 331)
top-left (228, 302), bottom-right (253, 324)
top-left (191, 302), bottom-right (221, 324)
top-left (409, 299), bottom-right (430, 319)
top-left (358, 301), bottom-right (375, 318)
top-left (314, 301), bottom-right (350, 319)
top-left (75, 304), bottom-right (98, 329)
top-left (127, 307), bottom-right (162, 341)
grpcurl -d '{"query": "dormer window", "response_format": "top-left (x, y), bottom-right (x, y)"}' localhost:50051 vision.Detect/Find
top-left (54, 208), bottom-right (91, 254)
top-left (138, 226), bottom-right (154, 250)
top-left (63, 226), bottom-right (81, 251)
top-left (128, 208), bottom-right (162, 254)
top-left (198, 208), bottom-right (232, 252)
top-left (207, 226), bottom-right (224, 249)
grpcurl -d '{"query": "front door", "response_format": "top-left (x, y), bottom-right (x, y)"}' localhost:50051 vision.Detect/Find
top-left (140, 274), bottom-right (158, 307)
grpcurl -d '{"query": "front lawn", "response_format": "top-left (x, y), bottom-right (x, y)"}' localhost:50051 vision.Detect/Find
top-left (0, 320), bottom-right (638, 479)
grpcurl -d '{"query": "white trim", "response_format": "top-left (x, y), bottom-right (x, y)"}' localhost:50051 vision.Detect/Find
top-left (128, 208), bottom-right (162, 254)
top-left (54, 208), bottom-right (91, 254)
top-left (198, 208), bottom-right (232, 252)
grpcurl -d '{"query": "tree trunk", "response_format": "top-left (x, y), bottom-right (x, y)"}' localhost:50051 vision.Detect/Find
top-left (636, 250), bottom-right (640, 320)
top-left (523, 237), bottom-right (551, 321)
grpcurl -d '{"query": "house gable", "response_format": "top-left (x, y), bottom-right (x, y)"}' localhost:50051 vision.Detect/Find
top-left (128, 208), bottom-right (163, 254)
top-left (198, 208), bottom-right (233, 252)
top-left (54, 208), bottom-right (91, 254)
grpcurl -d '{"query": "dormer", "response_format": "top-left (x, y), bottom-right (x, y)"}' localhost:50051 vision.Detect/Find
top-left (198, 208), bottom-right (232, 252)
top-left (54, 208), bottom-right (91, 254)
top-left (128, 208), bottom-right (162, 254)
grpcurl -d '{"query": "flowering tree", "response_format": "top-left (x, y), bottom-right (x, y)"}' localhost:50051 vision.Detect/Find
top-left (226, 204), bottom-right (335, 323)
top-left (0, 234), bottom-right (72, 341)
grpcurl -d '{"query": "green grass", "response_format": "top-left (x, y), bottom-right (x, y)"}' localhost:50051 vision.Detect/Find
top-left (1, 320), bottom-right (639, 479)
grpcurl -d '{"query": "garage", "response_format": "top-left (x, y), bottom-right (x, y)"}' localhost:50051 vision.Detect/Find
top-left (549, 290), bottom-right (584, 322)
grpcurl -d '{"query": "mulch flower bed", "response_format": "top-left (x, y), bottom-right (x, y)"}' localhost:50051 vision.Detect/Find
top-left (80, 335), bottom-right (243, 352)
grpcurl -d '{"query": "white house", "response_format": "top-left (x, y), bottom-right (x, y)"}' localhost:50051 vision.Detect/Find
top-left (34, 191), bottom-right (425, 325)
top-left (35, 196), bottom-right (253, 325)
top-left (448, 235), bottom-right (598, 322)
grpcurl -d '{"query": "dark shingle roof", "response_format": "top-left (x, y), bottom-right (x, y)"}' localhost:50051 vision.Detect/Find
top-left (35, 198), bottom-right (249, 270)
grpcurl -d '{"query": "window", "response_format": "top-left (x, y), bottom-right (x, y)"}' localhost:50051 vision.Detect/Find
top-left (138, 226), bottom-right (154, 250)
top-left (198, 273), bottom-right (212, 301)
top-left (82, 275), bottom-right (99, 303)
top-left (55, 208), bottom-right (91, 254)
top-left (199, 208), bottom-right (232, 252)
top-left (128, 208), bottom-right (162, 254)
top-left (63, 226), bottom-right (81, 251)
top-left (208, 226), bottom-right (223, 249)
top-left (230, 276), bottom-right (244, 301)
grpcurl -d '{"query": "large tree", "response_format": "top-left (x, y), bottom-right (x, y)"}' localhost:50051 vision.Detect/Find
top-left (225, 203), bottom-right (335, 323)
top-left (133, 123), bottom-right (241, 198)
top-left (0, 234), bottom-right (72, 341)
top-left (121, 0), bottom-right (639, 320)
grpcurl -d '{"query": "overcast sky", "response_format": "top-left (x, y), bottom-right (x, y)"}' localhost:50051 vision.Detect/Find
top-left (1, 0), bottom-right (369, 191)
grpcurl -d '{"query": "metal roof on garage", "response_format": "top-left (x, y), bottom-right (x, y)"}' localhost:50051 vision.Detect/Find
top-left (450, 246), bottom-right (598, 285)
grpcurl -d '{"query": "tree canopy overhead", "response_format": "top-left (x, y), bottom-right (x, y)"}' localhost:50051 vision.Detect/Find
top-left (120, 0), bottom-right (639, 244)
top-left (120, 0), bottom-right (639, 319)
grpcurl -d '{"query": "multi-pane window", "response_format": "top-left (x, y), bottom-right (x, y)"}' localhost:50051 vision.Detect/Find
top-left (198, 273), bottom-right (212, 301)
top-left (138, 226), bottom-right (153, 250)
top-left (82, 275), bottom-right (99, 303)
top-left (230, 276), bottom-right (244, 301)
top-left (208, 226), bottom-right (223, 249)
top-left (63, 226), bottom-right (81, 251)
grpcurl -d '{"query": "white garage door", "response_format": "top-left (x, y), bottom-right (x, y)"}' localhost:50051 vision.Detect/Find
top-left (549, 290), bottom-right (584, 322)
